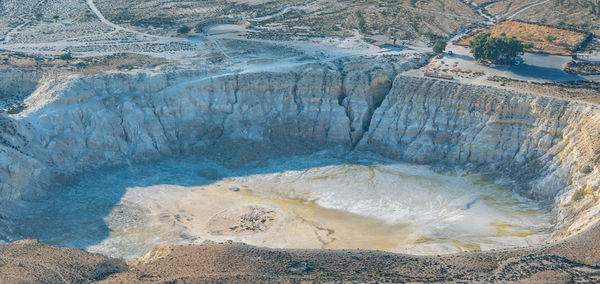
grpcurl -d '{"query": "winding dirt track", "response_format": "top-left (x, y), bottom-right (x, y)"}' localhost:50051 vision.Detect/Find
top-left (85, 0), bottom-right (184, 41)
top-left (2, 17), bottom-right (30, 43)
top-left (506, 0), bottom-right (551, 19)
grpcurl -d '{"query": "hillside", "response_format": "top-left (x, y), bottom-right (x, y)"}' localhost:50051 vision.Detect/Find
top-left (94, 0), bottom-right (481, 41)
top-left (480, 0), bottom-right (600, 34)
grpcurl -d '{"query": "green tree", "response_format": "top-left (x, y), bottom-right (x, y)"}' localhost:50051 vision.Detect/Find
top-left (177, 25), bottom-right (191, 35)
top-left (58, 52), bottom-right (72, 61)
top-left (469, 33), bottom-right (490, 61)
top-left (571, 32), bottom-right (593, 52)
top-left (469, 33), bottom-right (524, 65)
top-left (432, 39), bottom-right (447, 54)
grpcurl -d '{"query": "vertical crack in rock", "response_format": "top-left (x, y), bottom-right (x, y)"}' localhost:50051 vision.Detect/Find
top-left (292, 72), bottom-right (303, 116)
top-left (337, 68), bottom-right (353, 149)
top-left (289, 72), bottom-right (304, 139)
top-left (310, 70), bottom-right (326, 150)
top-left (351, 73), bottom-right (394, 150)
top-left (148, 99), bottom-right (168, 155)
top-left (218, 73), bottom-right (240, 142)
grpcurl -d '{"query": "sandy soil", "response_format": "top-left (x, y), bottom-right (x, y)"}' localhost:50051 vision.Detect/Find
top-left (206, 205), bottom-right (279, 236)
top-left (2, 221), bottom-right (600, 283)
top-left (10, 157), bottom-right (553, 262)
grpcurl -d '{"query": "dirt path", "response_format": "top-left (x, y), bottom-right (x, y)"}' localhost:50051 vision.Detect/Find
top-left (85, 0), bottom-right (183, 42)
top-left (1, 0), bottom-right (47, 43)
top-left (506, 0), bottom-right (551, 19)
top-left (86, 0), bottom-right (125, 32)
top-left (2, 17), bottom-right (30, 43)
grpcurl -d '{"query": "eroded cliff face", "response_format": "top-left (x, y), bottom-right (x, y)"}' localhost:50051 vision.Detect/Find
top-left (1, 56), bottom-right (599, 241)
top-left (357, 78), bottom-right (600, 238)
top-left (0, 69), bottom-right (41, 109)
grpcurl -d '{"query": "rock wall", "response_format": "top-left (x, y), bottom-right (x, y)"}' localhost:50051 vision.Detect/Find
top-left (1, 57), bottom-right (599, 240)
top-left (0, 69), bottom-right (41, 109)
top-left (357, 77), bottom-right (600, 238)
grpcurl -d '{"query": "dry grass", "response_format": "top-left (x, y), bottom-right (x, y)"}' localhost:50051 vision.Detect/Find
top-left (512, 0), bottom-right (600, 34)
top-left (95, 0), bottom-right (480, 41)
top-left (484, 0), bottom-right (539, 16)
top-left (457, 20), bottom-right (587, 55)
top-left (469, 1), bottom-right (600, 36)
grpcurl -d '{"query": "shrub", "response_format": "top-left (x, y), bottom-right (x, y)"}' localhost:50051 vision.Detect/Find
top-left (356, 11), bottom-right (367, 34)
top-left (177, 25), bottom-right (191, 35)
top-left (571, 32), bottom-right (593, 52)
top-left (523, 42), bottom-right (535, 49)
top-left (432, 39), bottom-right (447, 54)
top-left (544, 35), bottom-right (557, 42)
top-left (58, 52), bottom-right (72, 60)
top-left (425, 32), bottom-right (444, 42)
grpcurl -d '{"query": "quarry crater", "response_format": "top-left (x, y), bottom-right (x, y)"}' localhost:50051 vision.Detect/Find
top-left (1, 56), bottom-right (600, 262)
top-left (7, 151), bottom-right (556, 260)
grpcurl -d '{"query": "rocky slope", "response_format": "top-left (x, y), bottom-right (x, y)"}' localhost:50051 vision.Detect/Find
top-left (0, 239), bottom-right (127, 283)
top-left (3, 223), bottom-right (600, 283)
top-left (0, 55), bottom-right (599, 244)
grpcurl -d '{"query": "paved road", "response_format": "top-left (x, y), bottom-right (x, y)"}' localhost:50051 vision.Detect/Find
top-left (509, 52), bottom-right (584, 81)
top-left (506, 53), bottom-right (599, 81)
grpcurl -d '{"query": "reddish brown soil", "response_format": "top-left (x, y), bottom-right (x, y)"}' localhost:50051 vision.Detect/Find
top-left (457, 20), bottom-right (587, 55)
top-left (0, 239), bottom-right (127, 283)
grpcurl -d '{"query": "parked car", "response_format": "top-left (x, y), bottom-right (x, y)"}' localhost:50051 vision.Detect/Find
top-left (511, 56), bottom-right (523, 66)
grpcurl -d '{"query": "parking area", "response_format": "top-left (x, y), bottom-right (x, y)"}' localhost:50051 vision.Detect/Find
top-left (421, 43), bottom-right (600, 82)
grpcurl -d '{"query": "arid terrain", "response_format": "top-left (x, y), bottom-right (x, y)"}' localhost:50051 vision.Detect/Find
top-left (94, 0), bottom-right (480, 40)
top-left (507, 0), bottom-right (600, 34)
top-left (2, 222), bottom-right (600, 283)
top-left (1, 0), bottom-right (600, 283)
top-left (467, 0), bottom-right (600, 34)
top-left (457, 20), bottom-right (588, 55)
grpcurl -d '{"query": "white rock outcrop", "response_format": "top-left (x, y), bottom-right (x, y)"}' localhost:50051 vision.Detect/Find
top-left (1, 56), bottom-right (599, 241)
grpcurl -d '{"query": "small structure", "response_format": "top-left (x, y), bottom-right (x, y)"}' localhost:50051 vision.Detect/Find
top-left (572, 53), bottom-right (590, 60)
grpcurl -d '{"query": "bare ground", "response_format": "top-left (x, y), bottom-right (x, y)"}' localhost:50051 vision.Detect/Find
top-left (2, 221), bottom-right (600, 283)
